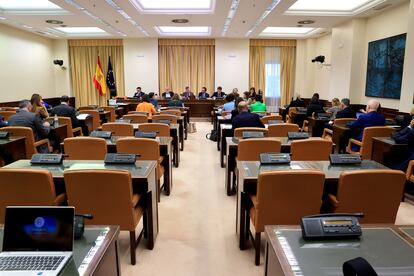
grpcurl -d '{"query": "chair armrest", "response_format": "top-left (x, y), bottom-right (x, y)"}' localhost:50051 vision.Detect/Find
top-left (54, 193), bottom-right (67, 205)
top-left (324, 128), bottom-right (333, 135)
top-left (406, 160), bottom-right (414, 180)
top-left (349, 138), bottom-right (362, 147)
top-left (131, 194), bottom-right (141, 207)
top-left (72, 127), bottom-right (83, 136)
top-left (34, 139), bottom-right (52, 152)
top-left (327, 194), bottom-right (339, 209)
top-left (249, 195), bottom-right (259, 208)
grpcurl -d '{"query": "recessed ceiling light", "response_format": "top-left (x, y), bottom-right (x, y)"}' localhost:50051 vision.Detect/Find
top-left (130, 0), bottom-right (215, 13)
top-left (289, 0), bottom-right (372, 11)
top-left (22, 25), bottom-right (33, 29)
top-left (54, 27), bottom-right (107, 34)
top-left (297, 20), bottom-right (315, 25)
top-left (0, 0), bottom-right (63, 10)
top-left (155, 26), bottom-right (211, 36)
top-left (46, 19), bottom-right (64, 24)
top-left (245, 0), bottom-right (281, 37)
top-left (172, 19), bottom-right (189, 23)
top-left (261, 27), bottom-right (315, 35)
top-left (0, 16), bottom-right (6, 20)
top-left (221, 0), bottom-right (241, 36)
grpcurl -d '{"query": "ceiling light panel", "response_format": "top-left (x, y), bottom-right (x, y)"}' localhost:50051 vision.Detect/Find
top-left (261, 27), bottom-right (314, 35)
top-left (105, 0), bottom-right (148, 36)
top-left (221, 0), bottom-right (240, 36)
top-left (130, 0), bottom-right (215, 13)
top-left (0, 0), bottom-right (63, 10)
top-left (155, 26), bottom-right (211, 36)
top-left (54, 27), bottom-right (107, 34)
top-left (285, 0), bottom-right (383, 15)
top-left (245, 0), bottom-right (281, 37)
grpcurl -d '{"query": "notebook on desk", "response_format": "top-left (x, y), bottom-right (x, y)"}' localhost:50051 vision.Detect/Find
top-left (0, 206), bottom-right (74, 276)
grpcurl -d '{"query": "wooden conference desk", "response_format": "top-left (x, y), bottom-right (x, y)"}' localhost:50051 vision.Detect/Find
top-left (264, 225), bottom-right (414, 276)
top-left (371, 137), bottom-right (408, 166)
top-left (4, 160), bottom-right (159, 249)
top-left (0, 225), bottom-right (120, 276)
top-left (0, 137), bottom-right (26, 166)
top-left (307, 116), bottom-right (330, 137)
top-left (235, 160), bottom-right (388, 245)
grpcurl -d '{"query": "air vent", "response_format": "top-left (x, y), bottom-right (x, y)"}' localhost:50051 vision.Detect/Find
top-left (46, 19), bottom-right (64, 24)
top-left (172, 19), bottom-right (189, 23)
top-left (298, 20), bottom-right (315, 25)
top-left (373, 3), bottom-right (391, 11)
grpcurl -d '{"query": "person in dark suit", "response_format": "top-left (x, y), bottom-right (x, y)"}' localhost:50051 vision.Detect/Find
top-left (232, 101), bottom-right (265, 130)
top-left (50, 95), bottom-right (79, 128)
top-left (231, 97), bottom-right (244, 121)
top-left (212, 86), bottom-right (226, 98)
top-left (8, 100), bottom-right (50, 152)
top-left (335, 98), bottom-right (356, 119)
top-left (198, 87), bottom-right (210, 99)
top-left (306, 94), bottom-right (325, 117)
top-left (0, 115), bottom-right (7, 127)
top-left (181, 86), bottom-right (195, 99)
top-left (133, 87), bottom-right (145, 98)
top-left (282, 94), bottom-right (306, 117)
top-left (390, 119), bottom-right (414, 171)
top-left (348, 99), bottom-right (385, 150)
top-left (162, 88), bottom-right (174, 99)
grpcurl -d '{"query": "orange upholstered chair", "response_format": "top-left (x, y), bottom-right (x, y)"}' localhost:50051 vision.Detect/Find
top-left (291, 139), bottom-right (333, 161)
top-left (123, 114), bottom-right (148, 124)
top-left (138, 123), bottom-right (170, 137)
top-left (328, 170), bottom-right (405, 223)
top-left (260, 115), bottom-right (282, 124)
top-left (102, 106), bottom-right (117, 122)
top-left (0, 169), bottom-right (66, 223)
top-left (152, 114), bottom-right (178, 124)
top-left (0, 111), bottom-right (16, 121)
top-left (267, 123), bottom-right (299, 137)
top-left (64, 170), bottom-right (145, 264)
top-left (237, 139), bottom-right (281, 161)
top-left (57, 117), bottom-right (83, 137)
top-left (160, 109), bottom-right (181, 116)
top-left (64, 137), bottom-right (107, 160)
top-left (79, 110), bottom-right (100, 131)
top-left (102, 122), bottom-right (134, 136)
top-left (233, 127), bottom-right (268, 138)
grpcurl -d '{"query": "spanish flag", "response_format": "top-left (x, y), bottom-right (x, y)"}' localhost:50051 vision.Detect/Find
top-left (93, 56), bottom-right (107, 96)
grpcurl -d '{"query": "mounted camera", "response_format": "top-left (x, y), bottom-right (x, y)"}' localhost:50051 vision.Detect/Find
top-left (312, 55), bottom-right (325, 63)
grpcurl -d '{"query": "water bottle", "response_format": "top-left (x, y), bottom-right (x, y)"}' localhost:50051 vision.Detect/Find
top-left (54, 114), bottom-right (59, 127)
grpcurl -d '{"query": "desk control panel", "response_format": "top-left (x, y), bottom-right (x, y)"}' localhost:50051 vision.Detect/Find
top-left (301, 215), bottom-right (362, 239)
top-left (31, 154), bottom-right (64, 165)
top-left (135, 131), bottom-right (157, 139)
top-left (260, 153), bottom-right (291, 165)
top-left (330, 154), bottom-right (361, 165)
top-left (104, 153), bottom-right (137, 164)
top-left (267, 120), bottom-right (284, 125)
top-left (0, 131), bottom-right (9, 139)
top-left (153, 120), bottom-right (171, 125)
top-left (288, 132), bottom-right (309, 140)
top-left (90, 131), bottom-right (112, 139)
top-left (242, 131), bottom-right (264, 139)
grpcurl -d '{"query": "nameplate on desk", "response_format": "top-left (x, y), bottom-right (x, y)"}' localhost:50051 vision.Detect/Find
top-left (90, 131), bottom-right (112, 139)
top-left (115, 119), bottom-right (131, 123)
top-left (260, 153), bottom-right (291, 165)
top-left (267, 120), bottom-right (284, 125)
top-left (288, 132), bottom-right (309, 140)
top-left (329, 154), bottom-right (361, 165)
top-left (104, 153), bottom-right (137, 164)
top-left (135, 131), bottom-right (157, 139)
top-left (76, 114), bottom-right (90, 120)
top-left (31, 153), bottom-right (64, 165)
top-left (0, 131), bottom-right (10, 139)
top-left (153, 120), bottom-right (171, 125)
top-left (242, 131), bottom-right (264, 139)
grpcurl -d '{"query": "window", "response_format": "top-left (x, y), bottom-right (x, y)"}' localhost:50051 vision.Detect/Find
top-left (265, 47), bottom-right (281, 112)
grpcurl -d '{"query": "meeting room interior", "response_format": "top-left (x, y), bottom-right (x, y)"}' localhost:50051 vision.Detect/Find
top-left (1, 0), bottom-right (414, 275)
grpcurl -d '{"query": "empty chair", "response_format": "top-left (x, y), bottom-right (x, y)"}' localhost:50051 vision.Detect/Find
top-left (79, 110), bottom-right (100, 131)
top-left (346, 126), bottom-right (395, 159)
top-left (0, 111), bottom-right (16, 121)
top-left (0, 126), bottom-right (52, 158)
top-left (123, 114), bottom-right (148, 124)
top-left (267, 123), bottom-right (299, 137)
top-left (233, 127), bottom-right (268, 138)
top-left (117, 138), bottom-right (165, 199)
top-left (102, 106), bottom-right (117, 122)
top-left (291, 139), bottom-right (333, 161)
top-left (237, 139), bottom-right (281, 160)
top-left (0, 169), bottom-right (66, 223)
top-left (139, 123), bottom-right (170, 137)
top-left (321, 119), bottom-right (356, 142)
top-left (242, 170), bottom-right (325, 265)
top-left (64, 137), bottom-right (107, 160)
top-left (152, 114), bottom-right (178, 124)
top-left (160, 109), bottom-right (181, 116)
top-left (128, 111), bottom-right (149, 116)
top-left (57, 116), bottom-right (83, 137)
top-left (102, 122), bottom-right (134, 136)
top-left (260, 115), bottom-right (282, 124)
top-left (63, 170), bottom-right (145, 264)
top-left (328, 170), bottom-right (406, 223)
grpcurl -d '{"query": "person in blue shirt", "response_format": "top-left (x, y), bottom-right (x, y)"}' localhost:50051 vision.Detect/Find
top-left (390, 119), bottom-right (414, 171)
top-left (148, 92), bottom-right (158, 108)
top-left (222, 94), bottom-right (236, 112)
top-left (348, 99), bottom-right (385, 150)
top-left (198, 87), bottom-right (210, 99)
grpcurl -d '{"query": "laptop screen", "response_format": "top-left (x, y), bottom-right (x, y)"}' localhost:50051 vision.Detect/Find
top-left (2, 206), bottom-right (74, 252)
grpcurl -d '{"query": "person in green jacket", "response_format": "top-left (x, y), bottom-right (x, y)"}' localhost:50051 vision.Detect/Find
top-left (250, 94), bottom-right (266, 112)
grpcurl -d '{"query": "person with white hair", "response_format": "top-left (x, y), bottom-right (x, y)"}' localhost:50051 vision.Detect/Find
top-left (348, 99), bottom-right (385, 149)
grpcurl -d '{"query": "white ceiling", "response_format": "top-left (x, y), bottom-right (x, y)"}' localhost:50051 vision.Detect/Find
top-left (0, 0), bottom-right (408, 39)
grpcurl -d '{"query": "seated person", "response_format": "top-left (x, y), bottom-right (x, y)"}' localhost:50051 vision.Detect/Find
top-left (182, 86), bottom-right (195, 99)
top-left (136, 94), bottom-right (157, 119)
top-left (31, 93), bottom-right (49, 119)
top-left (390, 119), bottom-right (414, 171)
top-left (306, 94), bottom-right (325, 117)
top-left (0, 115), bottom-right (7, 127)
top-left (148, 92), bottom-right (159, 108)
top-left (232, 101), bottom-right (265, 130)
top-left (212, 86), bottom-right (226, 98)
top-left (168, 94), bottom-right (184, 107)
top-left (348, 99), bottom-right (385, 150)
top-left (249, 95), bottom-right (266, 112)
top-left (198, 87), bottom-right (210, 99)
top-left (50, 95), bottom-right (80, 128)
top-left (397, 107), bottom-right (414, 129)
top-left (326, 98), bottom-right (341, 119)
top-left (282, 94), bottom-right (305, 117)
top-left (133, 87), bottom-right (145, 98)
top-left (162, 88), bottom-right (174, 99)
top-left (335, 98), bottom-right (356, 119)
top-left (8, 99), bottom-right (50, 152)
top-left (222, 93), bottom-right (236, 112)
top-left (231, 97), bottom-right (244, 121)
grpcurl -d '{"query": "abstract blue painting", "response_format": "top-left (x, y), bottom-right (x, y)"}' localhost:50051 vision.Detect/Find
top-left (365, 33), bottom-right (406, 99)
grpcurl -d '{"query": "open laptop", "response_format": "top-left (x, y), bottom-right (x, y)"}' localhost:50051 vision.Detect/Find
top-left (0, 206), bottom-right (74, 276)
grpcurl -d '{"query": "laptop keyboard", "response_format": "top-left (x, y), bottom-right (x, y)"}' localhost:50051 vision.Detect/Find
top-left (0, 256), bottom-right (64, 271)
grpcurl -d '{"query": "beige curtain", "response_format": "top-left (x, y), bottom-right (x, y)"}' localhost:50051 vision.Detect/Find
top-left (249, 46), bottom-right (266, 95)
top-left (280, 47), bottom-right (296, 106)
top-left (69, 39), bottom-right (125, 107)
top-left (158, 39), bottom-right (215, 94)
